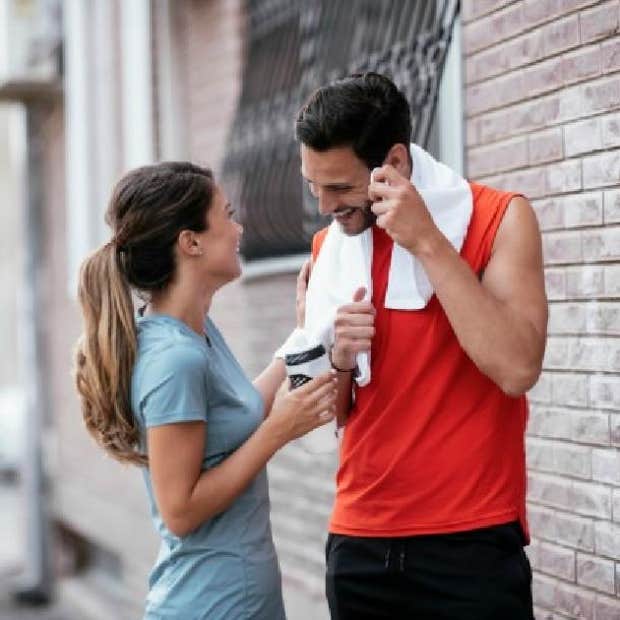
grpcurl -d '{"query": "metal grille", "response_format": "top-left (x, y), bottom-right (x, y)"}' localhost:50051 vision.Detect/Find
top-left (222, 0), bottom-right (460, 261)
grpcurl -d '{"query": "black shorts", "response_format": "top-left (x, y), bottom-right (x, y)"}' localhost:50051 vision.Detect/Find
top-left (325, 521), bottom-right (534, 620)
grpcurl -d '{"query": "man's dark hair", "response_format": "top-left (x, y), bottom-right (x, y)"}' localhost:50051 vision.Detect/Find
top-left (295, 72), bottom-right (412, 170)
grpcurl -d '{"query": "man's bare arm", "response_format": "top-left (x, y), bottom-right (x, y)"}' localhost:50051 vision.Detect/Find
top-left (417, 196), bottom-right (547, 396)
top-left (369, 165), bottom-right (547, 397)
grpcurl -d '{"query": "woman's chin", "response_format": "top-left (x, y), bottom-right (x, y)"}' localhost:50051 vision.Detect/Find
top-left (230, 260), bottom-right (242, 281)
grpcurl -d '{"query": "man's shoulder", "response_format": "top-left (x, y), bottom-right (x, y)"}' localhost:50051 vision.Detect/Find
top-left (461, 182), bottom-right (528, 263)
top-left (468, 181), bottom-right (522, 208)
top-left (311, 226), bottom-right (330, 261)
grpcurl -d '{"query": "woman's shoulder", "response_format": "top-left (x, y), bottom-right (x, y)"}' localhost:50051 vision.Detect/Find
top-left (134, 317), bottom-right (210, 383)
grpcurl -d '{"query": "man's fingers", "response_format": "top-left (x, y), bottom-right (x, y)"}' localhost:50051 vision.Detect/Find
top-left (334, 339), bottom-right (372, 355)
top-left (352, 286), bottom-right (366, 303)
top-left (368, 181), bottom-right (399, 202)
top-left (335, 312), bottom-right (375, 327)
top-left (337, 301), bottom-right (375, 315)
top-left (371, 164), bottom-right (407, 185)
top-left (375, 214), bottom-right (388, 230)
top-left (370, 199), bottom-right (396, 216)
top-left (335, 326), bottom-right (375, 340)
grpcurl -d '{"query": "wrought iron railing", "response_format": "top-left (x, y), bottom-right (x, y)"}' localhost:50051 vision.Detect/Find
top-left (222, 0), bottom-right (460, 261)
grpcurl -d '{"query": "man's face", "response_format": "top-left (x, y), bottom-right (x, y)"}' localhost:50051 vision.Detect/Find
top-left (300, 145), bottom-right (375, 236)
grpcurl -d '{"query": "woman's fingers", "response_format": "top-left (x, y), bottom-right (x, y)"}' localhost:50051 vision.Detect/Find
top-left (296, 370), bottom-right (337, 397)
top-left (288, 372), bottom-right (338, 430)
top-left (315, 409), bottom-right (336, 426)
top-left (307, 380), bottom-right (338, 409)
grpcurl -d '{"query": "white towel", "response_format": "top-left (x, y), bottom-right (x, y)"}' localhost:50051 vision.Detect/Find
top-left (277, 143), bottom-right (473, 387)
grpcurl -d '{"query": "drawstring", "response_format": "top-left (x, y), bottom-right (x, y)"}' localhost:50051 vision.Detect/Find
top-left (384, 542), bottom-right (407, 572)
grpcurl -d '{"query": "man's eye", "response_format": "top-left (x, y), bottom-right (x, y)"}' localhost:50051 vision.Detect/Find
top-left (227, 209), bottom-right (236, 219)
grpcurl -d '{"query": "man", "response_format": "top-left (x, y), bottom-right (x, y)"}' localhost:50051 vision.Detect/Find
top-left (295, 73), bottom-right (547, 619)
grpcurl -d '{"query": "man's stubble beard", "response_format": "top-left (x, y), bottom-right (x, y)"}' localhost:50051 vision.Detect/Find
top-left (338, 200), bottom-right (376, 237)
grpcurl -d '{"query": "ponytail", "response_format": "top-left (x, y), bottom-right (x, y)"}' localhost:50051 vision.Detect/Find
top-left (74, 161), bottom-right (214, 465)
top-left (74, 243), bottom-right (146, 465)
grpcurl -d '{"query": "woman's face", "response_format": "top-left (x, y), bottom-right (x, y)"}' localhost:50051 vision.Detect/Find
top-left (200, 186), bottom-right (243, 285)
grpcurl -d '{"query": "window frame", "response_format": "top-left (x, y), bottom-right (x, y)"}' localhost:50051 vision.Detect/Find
top-left (240, 15), bottom-right (464, 282)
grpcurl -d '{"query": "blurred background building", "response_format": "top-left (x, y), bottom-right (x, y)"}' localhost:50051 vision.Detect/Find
top-left (0, 1), bottom-right (618, 619)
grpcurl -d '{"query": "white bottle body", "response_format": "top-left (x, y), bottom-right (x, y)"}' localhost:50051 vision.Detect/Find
top-left (283, 337), bottom-right (338, 455)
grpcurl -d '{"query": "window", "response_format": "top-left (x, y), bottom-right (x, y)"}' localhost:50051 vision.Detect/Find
top-left (222, 0), bottom-right (461, 266)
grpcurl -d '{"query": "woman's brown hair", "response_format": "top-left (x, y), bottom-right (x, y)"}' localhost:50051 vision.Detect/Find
top-left (74, 162), bottom-right (214, 465)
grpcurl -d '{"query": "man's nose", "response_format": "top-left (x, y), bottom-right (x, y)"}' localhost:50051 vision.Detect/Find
top-left (317, 190), bottom-right (338, 216)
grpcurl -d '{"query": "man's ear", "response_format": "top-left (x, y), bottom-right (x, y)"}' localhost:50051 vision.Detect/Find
top-left (383, 143), bottom-right (411, 177)
top-left (177, 230), bottom-right (203, 257)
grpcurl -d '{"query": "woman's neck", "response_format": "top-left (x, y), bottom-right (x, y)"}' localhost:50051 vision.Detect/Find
top-left (148, 282), bottom-right (214, 337)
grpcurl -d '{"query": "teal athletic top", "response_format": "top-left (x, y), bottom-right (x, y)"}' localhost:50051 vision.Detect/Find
top-left (131, 313), bottom-right (286, 620)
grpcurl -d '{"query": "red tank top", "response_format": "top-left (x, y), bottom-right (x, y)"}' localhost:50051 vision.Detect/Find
top-left (312, 182), bottom-right (529, 540)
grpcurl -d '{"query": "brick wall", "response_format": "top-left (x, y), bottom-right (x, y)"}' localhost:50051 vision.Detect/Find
top-left (179, 1), bottom-right (331, 614)
top-left (463, 1), bottom-right (620, 617)
top-left (45, 1), bottom-right (620, 617)
top-left (183, 0), bottom-right (245, 174)
top-left (39, 0), bottom-right (328, 617)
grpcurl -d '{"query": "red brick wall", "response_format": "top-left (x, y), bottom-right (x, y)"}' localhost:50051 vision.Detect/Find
top-left (464, 1), bottom-right (620, 617)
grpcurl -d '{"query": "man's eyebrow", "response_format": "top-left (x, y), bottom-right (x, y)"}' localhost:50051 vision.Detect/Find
top-left (301, 175), bottom-right (354, 190)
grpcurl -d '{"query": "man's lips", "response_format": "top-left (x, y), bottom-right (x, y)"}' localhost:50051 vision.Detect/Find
top-left (333, 207), bottom-right (357, 219)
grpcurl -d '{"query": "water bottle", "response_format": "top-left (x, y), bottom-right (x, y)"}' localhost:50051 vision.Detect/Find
top-left (284, 342), bottom-right (338, 454)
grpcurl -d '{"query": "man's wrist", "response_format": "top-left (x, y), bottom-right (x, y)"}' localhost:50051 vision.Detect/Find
top-left (329, 348), bottom-right (357, 372)
top-left (410, 227), bottom-right (446, 260)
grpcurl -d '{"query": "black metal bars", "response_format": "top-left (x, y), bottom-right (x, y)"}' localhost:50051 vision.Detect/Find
top-left (222, 0), bottom-right (460, 261)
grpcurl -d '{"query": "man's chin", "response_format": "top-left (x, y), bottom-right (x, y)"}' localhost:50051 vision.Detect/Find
top-left (338, 218), bottom-right (372, 237)
top-left (335, 214), bottom-right (373, 236)
top-left (338, 222), bottom-right (371, 236)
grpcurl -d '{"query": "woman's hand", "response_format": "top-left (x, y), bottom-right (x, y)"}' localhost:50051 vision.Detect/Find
top-left (265, 370), bottom-right (337, 446)
top-left (296, 259), bottom-right (311, 328)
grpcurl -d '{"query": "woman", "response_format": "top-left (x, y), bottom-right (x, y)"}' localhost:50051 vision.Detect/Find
top-left (74, 162), bottom-right (337, 619)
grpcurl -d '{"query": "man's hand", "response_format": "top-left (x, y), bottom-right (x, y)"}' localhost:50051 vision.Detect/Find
top-left (368, 165), bottom-right (441, 256)
top-left (331, 287), bottom-right (375, 370)
top-left (296, 259), bottom-right (311, 328)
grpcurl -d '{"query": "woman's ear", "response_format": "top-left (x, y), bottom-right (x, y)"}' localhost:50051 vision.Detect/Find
top-left (383, 143), bottom-right (411, 177)
top-left (177, 230), bottom-right (203, 257)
